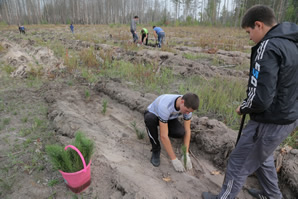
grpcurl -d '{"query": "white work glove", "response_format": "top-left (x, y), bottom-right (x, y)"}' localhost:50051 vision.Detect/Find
top-left (181, 153), bottom-right (192, 170)
top-left (171, 158), bottom-right (185, 172)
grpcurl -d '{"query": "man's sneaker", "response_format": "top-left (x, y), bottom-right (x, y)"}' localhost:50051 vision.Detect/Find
top-left (247, 188), bottom-right (269, 199)
top-left (150, 151), bottom-right (160, 167)
top-left (202, 192), bottom-right (218, 199)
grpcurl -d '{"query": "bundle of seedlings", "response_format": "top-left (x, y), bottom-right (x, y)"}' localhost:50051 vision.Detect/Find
top-left (46, 131), bottom-right (94, 173)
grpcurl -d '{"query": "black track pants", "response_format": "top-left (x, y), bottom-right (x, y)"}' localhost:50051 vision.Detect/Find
top-left (144, 111), bottom-right (185, 152)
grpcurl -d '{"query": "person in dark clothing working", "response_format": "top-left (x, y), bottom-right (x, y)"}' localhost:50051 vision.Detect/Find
top-left (144, 93), bottom-right (199, 172)
top-left (130, 16), bottom-right (139, 43)
top-left (70, 24), bottom-right (74, 34)
top-left (19, 26), bottom-right (25, 34)
top-left (140, 28), bottom-right (149, 45)
top-left (202, 5), bottom-right (298, 199)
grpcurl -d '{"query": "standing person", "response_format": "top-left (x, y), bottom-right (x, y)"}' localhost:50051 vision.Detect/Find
top-left (19, 25), bottom-right (25, 34)
top-left (144, 93), bottom-right (199, 172)
top-left (70, 24), bottom-right (74, 34)
top-left (202, 5), bottom-right (298, 199)
top-left (153, 26), bottom-right (165, 48)
top-left (130, 16), bottom-right (139, 43)
top-left (140, 28), bottom-right (149, 45)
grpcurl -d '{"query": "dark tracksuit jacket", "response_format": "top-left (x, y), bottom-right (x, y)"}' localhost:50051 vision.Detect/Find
top-left (240, 22), bottom-right (298, 124)
top-left (217, 22), bottom-right (298, 199)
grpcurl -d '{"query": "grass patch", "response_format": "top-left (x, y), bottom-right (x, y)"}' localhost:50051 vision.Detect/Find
top-left (80, 67), bottom-right (99, 83)
top-left (0, 44), bottom-right (6, 53)
top-left (183, 53), bottom-right (211, 60)
top-left (48, 179), bottom-right (60, 187)
top-left (2, 64), bottom-right (15, 75)
top-left (102, 60), bottom-right (174, 94)
top-left (79, 48), bottom-right (99, 68)
top-left (3, 118), bottom-right (10, 126)
top-left (21, 116), bottom-right (28, 123)
top-left (282, 128), bottom-right (298, 149)
top-left (19, 128), bottom-right (32, 137)
top-left (178, 75), bottom-right (246, 129)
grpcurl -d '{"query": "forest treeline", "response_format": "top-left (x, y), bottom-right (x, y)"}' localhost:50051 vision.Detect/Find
top-left (0, 0), bottom-right (297, 26)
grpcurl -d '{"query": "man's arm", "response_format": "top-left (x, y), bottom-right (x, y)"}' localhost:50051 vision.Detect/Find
top-left (240, 45), bottom-right (279, 114)
top-left (183, 120), bottom-right (191, 152)
top-left (153, 31), bottom-right (157, 39)
top-left (159, 121), bottom-right (176, 160)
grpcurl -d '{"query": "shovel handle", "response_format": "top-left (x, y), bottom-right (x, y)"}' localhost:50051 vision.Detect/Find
top-left (236, 114), bottom-right (246, 146)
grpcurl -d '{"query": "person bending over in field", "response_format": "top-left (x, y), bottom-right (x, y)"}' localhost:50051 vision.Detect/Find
top-left (153, 26), bottom-right (165, 48)
top-left (144, 93), bottom-right (199, 172)
top-left (140, 28), bottom-right (149, 45)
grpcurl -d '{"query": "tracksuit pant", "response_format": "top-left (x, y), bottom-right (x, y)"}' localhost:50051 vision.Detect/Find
top-left (131, 30), bottom-right (138, 43)
top-left (217, 119), bottom-right (298, 199)
top-left (144, 110), bottom-right (185, 152)
top-left (141, 33), bottom-right (148, 45)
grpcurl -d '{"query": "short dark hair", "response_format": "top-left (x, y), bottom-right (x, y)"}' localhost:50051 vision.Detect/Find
top-left (241, 5), bottom-right (276, 28)
top-left (182, 93), bottom-right (199, 110)
top-left (153, 26), bottom-right (156, 29)
top-left (141, 29), bottom-right (144, 34)
top-left (134, 16), bottom-right (139, 19)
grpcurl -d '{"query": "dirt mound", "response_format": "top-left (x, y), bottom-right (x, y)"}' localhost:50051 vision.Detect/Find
top-left (278, 148), bottom-right (298, 197)
top-left (133, 49), bottom-right (248, 78)
top-left (1, 40), bottom-right (64, 78)
top-left (191, 117), bottom-right (236, 169)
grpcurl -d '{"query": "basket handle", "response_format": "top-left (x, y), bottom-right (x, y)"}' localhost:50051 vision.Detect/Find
top-left (64, 145), bottom-right (87, 172)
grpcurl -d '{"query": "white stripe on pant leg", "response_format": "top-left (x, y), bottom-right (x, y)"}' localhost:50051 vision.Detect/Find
top-left (146, 127), bottom-right (157, 145)
top-left (220, 180), bottom-right (233, 199)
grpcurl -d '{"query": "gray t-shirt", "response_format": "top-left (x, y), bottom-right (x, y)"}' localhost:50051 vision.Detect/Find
top-left (147, 94), bottom-right (192, 123)
top-left (130, 19), bottom-right (136, 32)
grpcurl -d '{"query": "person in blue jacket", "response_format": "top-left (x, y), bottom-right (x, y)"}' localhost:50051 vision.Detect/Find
top-left (70, 24), bottom-right (74, 34)
top-left (19, 25), bottom-right (25, 34)
top-left (153, 26), bottom-right (165, 48)
top-left (202, 5), bottom-right (298, 199)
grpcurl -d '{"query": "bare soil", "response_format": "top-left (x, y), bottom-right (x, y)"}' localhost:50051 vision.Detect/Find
top-left (0, 26), bottom-right (297, 199)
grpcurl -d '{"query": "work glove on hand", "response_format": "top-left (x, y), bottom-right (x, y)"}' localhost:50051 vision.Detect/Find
top-left (181, 153), bottom-right (192, 170)
top-left (171, 158), bottom-right (185, 172)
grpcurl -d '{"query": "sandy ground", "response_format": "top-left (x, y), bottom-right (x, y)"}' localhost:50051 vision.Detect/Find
top-left (0, 26), bottom-right (297, 199)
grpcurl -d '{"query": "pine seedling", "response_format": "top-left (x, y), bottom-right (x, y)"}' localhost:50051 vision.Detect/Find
top-left (85, 89), bottom-right (90, 100)
top-left (102, 99), bottom-right (108, 115)
top-left (45, 131), bottom-right (94, 172)
top-left (131, 121), bottom-right (145, 139)
top-left (181, 145), bottom-right (187, 169)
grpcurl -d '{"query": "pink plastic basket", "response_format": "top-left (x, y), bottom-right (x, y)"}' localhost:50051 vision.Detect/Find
top-left (59, 145), bottom-right (91, 193)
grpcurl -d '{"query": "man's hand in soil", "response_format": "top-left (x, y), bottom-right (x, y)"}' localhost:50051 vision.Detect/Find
top-left (171, 158), bottom-right (185, 172)
top-left (181, 153), bottom-right (192, 170)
